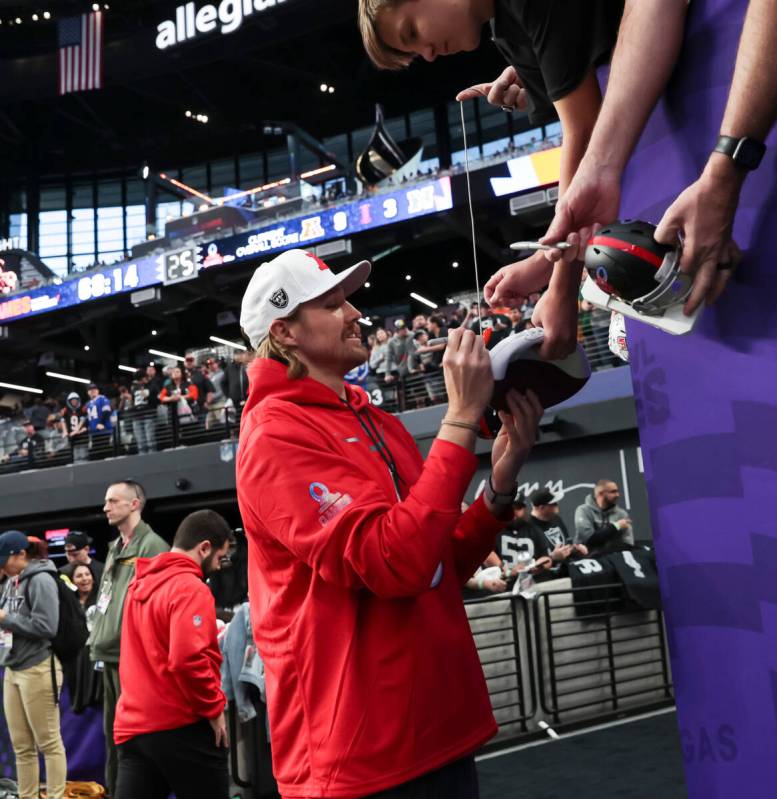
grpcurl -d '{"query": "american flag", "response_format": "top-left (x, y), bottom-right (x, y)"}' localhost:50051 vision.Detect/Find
top-left (57, 12), bottom-right (103, 96)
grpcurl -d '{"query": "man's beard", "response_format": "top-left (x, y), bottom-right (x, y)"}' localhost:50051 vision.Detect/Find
top-left (202, 552), bottom-right (222, 576)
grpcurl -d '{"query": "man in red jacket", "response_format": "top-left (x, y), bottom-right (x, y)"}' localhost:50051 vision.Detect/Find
top-left (113, 509), bottom-right (233, 799)
top-left (236, 249), bottom-right (543, 799)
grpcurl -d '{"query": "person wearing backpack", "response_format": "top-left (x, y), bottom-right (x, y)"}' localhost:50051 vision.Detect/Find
top-left (0, 531), bottom-right (68, 799)
top-left (89, 479), bottom-right (168, 798)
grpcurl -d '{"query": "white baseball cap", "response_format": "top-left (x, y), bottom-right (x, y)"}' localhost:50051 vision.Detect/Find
top-left (239, 249), bottom-right (371, 349)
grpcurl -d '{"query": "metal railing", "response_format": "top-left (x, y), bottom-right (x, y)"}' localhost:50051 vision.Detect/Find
top-left (465, 580), bottom-right (673, 743)
top-left (0, 323), bottom-right (626, 476)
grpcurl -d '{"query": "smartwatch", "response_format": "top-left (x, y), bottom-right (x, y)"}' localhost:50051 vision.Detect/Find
top-left (714, 135), bottom-right (766, 170)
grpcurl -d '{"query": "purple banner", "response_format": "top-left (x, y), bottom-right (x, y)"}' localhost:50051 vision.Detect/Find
top-left (616, 1), bottom-right (777, 796)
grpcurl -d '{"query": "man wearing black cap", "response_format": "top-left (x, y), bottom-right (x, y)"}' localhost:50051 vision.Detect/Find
top-left (529, 488), bottom-right (588, 568)
top-left (59, 531), bottom-right (104, 584)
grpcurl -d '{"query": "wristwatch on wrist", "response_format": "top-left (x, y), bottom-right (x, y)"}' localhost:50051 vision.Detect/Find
top-left (714, 135), bottom-right (766, 170)
top-left (484, 475), bottom-right (517, 506)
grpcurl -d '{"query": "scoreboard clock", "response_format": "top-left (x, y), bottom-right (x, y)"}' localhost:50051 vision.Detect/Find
top-left (158, 246), bottom-right (201, 285)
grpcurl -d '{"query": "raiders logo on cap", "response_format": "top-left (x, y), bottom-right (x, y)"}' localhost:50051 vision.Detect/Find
top-left (269, 288), bottom-right (289, 309)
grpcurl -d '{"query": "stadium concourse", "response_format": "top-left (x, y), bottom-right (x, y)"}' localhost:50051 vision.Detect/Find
top-left (0, 2), bottom-right (692, 799)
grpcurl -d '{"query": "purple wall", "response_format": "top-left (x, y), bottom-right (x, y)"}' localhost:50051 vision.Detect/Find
top-left (616, 1), bottom-right (777, 796)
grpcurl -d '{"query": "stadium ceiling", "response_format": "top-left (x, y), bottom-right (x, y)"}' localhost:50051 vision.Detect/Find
top-left (0, 0), bottom-right (507, 179)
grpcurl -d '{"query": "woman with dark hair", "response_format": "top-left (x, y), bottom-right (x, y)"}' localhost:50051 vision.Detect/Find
top-left (66, 563), bottom-right (103, 714)
top-left (0, 530), bottom-right (68, 799)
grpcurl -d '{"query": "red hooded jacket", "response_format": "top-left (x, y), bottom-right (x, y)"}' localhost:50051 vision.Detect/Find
top-left (236, 357), bottom-right (505, 798)
top-left (113, 552), bottom-right (226, 744)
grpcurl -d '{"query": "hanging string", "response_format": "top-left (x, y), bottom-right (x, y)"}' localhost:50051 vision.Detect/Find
top-left (459, 100), bottom-right (483, 333)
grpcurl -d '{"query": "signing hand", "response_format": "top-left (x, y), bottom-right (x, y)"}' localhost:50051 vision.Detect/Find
top-left (484, 252), bottom-right (554, 308)
top-left (541, 157), bottom-right (622, 264)
top-left (442, 327), bottom-right (493, 423)
top-left (654, 157), bottom-right (744, 315)
top-left (456, 66), bottom-right (527, 111)
top-left (490, 389), bottom-right (543, 493)
top-left (484, 577), bottom-right (508, 593)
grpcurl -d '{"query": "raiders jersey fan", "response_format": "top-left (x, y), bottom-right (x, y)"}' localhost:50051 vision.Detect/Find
top-left (62, 393), bottom-right (88, 443)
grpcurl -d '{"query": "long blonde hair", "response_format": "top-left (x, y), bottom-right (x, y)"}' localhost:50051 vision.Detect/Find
top-left (251, 310), bottom-right (308, 380)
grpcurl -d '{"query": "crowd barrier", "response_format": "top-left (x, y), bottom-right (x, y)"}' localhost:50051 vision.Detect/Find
top-left (466, 577), bottom-right (673, 745)
top-left (227, 579), bottom-right (673, 797)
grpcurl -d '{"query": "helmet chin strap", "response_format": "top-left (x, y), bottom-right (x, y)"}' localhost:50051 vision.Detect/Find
top-left (460, 100), bottom-right (483, 332)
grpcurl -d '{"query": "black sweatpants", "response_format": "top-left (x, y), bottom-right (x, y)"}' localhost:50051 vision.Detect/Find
top-left (363, 755), bottom-right (480, 799)
top-left (114, 719), bottom-right (229, 799)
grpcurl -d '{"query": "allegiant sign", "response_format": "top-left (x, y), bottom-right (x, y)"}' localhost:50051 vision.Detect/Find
top-left (155, 0), bottom-right (288, 50)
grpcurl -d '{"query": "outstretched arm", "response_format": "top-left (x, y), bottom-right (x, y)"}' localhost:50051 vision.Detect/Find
top-left (655, 0), bottom-right (777, 313)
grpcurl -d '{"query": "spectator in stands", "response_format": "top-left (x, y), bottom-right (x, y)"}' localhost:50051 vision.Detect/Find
top-left (368, 327), bottom-right (390, 380)
top-left (225, 352), bottom-right (249, 410)
top-left (0, 420), bottom-right (43, 467)
top-left (90, 479), bottom-right (169, 797)
top-left (574, 479), bottom-right (633, 555)
top-left (113, 510), bottom-right (232, 799)
top-left (27, 397), bottom-right (49, 431)
top-left (529, 488), bottom-right (588, 566)
top-left (185, 353), bottom-right (215, 416)
top-left (385, 318), bottom-right (416, 383)
top-left (60, 391), bottom-right (88, 463)
top-left (127, 370), bottom-right (157, 454)
top-left (159, 366), bottom-right (199, 426)
top-left (145, 363), bottom-right (164, 423)
top-left (412, 313), bottom-right (428, 331)
top-left (0, 531), bottom-right (68, 799)
top-left (41, 413), bottom-right (68, 460)
top-left (85, 383), bottom-right (113, 459)
top-left (205, 357), bottom-right (227, 430)
top-left (60, 531), bottom-right (104, 584)
top-left (428, 313), bottom-right (447, 341)
top-left (235, 248), bottom-right (543, 798)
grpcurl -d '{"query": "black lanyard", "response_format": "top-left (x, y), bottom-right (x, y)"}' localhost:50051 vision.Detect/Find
top-left (342, 399), bottom-right (403, 499)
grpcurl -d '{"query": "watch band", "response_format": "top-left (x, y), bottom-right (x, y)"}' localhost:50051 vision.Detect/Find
top-left (485, 474), bottom-right (517, 506)
top-left (714, 135), bottom-right (766, 170)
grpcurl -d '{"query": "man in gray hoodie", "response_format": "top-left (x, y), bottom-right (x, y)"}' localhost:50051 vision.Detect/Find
top-left (574, 479), bottom-right (633, 555)
top-left (0, 530), bottom-right (67, 799)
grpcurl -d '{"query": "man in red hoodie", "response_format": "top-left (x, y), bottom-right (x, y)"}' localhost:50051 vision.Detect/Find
top-left (236, 249), bottom-right (544, 799)
top-left (113, 509), bottom-right (233, 799)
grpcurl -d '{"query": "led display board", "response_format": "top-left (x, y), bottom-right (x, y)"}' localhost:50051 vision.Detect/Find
top-left (0, 177), bottom-right (453, 324)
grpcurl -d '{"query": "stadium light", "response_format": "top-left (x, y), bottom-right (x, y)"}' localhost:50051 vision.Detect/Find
top-left (405, 274), bottom-right (412, 281)
top-left (358, 318), bottom-right (373, 326)
top-left (43, 11), bottom-right (51, 19)
top-left (151, 329), bottom-right (158, 336)
top-left (410, 292), bottom-right (438, 310)
top-left (452, 261), bottom-right (459, 268)
top-left (45, 371), bottom-right (92, 385)
top-left (209, 335), bottom-right (247, 351)
top-left (141, 164), bottom-right (150, 180)
top-left (320, 83), bottom-right (328, 92)
top-left (118, 365), bottom-right (137, 373)
top-left (148, 348), bottom-right (186, 363)
top-left (32, 13), bottom-right (38, 21)
top-left (15, 17), bottom-right (21, 23)
top-left (0, 381), bottom-right (43, 395)
top-left (364, 282), bottom-right (371, 288)
top-left (328, 86), bottom-right (335, 94)
top-left (83, 345), bottom-right (90, 351)
top-left (92, 3), bottom-right (99, 10)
